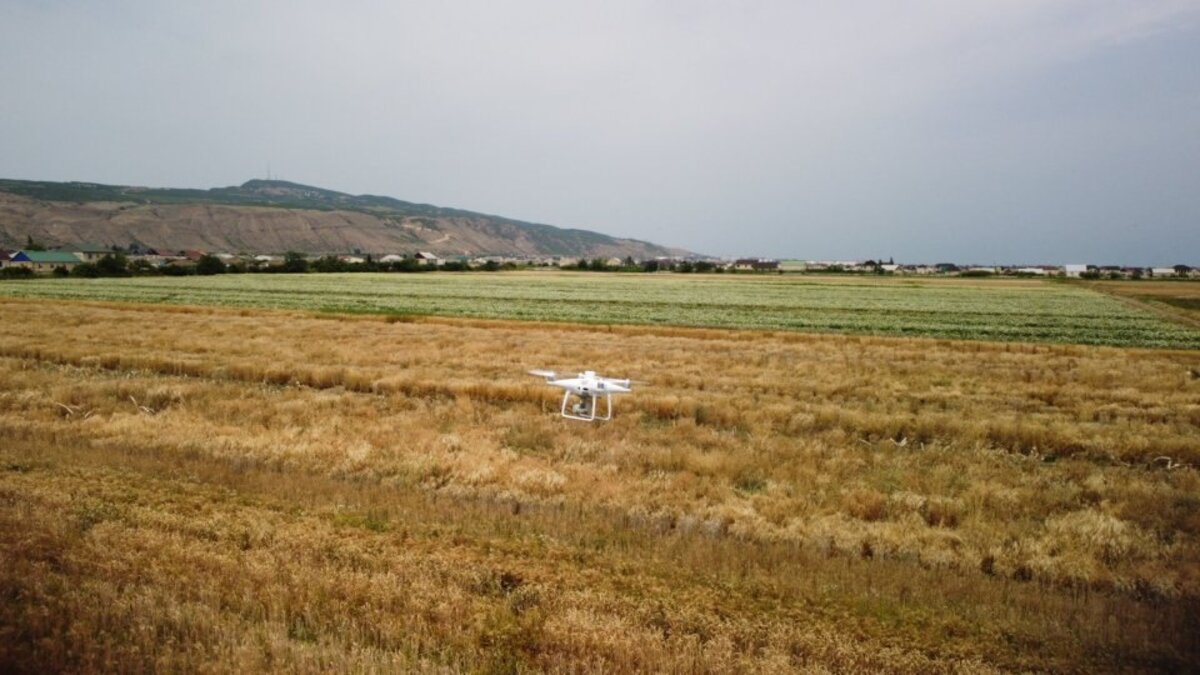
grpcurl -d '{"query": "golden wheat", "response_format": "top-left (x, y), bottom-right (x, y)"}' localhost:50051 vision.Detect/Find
top-left (1, 297), bottom-right (1198, 671)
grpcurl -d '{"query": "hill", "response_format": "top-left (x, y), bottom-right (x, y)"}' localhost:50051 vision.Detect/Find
top-left (0, 178), bottom-right (686, 258)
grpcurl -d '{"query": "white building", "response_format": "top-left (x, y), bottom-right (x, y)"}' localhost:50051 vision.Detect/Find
top-left (1064, 264), bottom-right (1089, 277)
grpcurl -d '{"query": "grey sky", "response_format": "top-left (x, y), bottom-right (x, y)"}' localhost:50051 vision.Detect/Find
top-left (2, 1), bottom-right (1198, 264)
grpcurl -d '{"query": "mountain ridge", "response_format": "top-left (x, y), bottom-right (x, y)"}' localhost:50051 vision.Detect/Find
top-left (0, 178), bottom-right (687, 259)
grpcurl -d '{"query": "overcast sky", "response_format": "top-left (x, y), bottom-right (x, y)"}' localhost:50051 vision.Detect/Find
top-left (2, 1), bottom-right (1198, 264)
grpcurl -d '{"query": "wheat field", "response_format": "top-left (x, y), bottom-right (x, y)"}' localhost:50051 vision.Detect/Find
top-left (2, 297), bottom-right (1198, 672)
top-left (2, 272), bottom-right (1198, 347)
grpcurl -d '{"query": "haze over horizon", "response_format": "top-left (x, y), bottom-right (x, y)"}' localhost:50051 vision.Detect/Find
top-left (2, 1), bottom-right (1198, 266)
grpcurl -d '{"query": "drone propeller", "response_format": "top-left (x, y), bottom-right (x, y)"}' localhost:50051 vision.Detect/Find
top-left (529, 369), bottom-right (644, 388)
top-left (598, 377), bottom-right (632, 387)
top-left (601, 377), bottom-right (646, 386)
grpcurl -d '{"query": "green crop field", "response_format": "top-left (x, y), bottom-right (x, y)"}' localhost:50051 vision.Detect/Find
top-left (1, 272), bottom-right (1198, 348)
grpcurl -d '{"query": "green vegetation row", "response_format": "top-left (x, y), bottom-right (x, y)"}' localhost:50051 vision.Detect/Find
top-left (1, 272), bottom-right (1197, 349)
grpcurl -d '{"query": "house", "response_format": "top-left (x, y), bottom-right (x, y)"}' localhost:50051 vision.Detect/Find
top-left (57, 242), bottom-right (112, 262)
top-left (414, 251), bottom-right (440, 266)
top-left (1063, 264), bottom-right (1089, 278)
top-left (908, 264), bottom-right (936, 275)
top-left (1094, 265), bottom-right (1131, 279)
top-left (1150, 267), bottom-right (1177, 278)
top-left (161, 258), bottom-right (197, 271)
top-left (338, 255), bottom-right (366, 265)
top-left (734, 258), bottom-right (779, 271)
top-left (0, 250), bottom-right (10, 268)
top-left (128, 246), bottom-right (166, 263)
top-left (126, 243), bottom-right (158, 256)
top-left (379, 254), bottom-right (406, 264)
top-left (9, 250), bottom-right (82, 271)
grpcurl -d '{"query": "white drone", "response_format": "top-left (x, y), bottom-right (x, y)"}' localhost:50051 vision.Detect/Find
top-left (529, 369), bottom-right (634, 421)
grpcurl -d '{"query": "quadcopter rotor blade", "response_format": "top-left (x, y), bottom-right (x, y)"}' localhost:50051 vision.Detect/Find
top-left (528, 369), bottom-right (557, 379)
top-left (599, 377), bottom-right (644, 386)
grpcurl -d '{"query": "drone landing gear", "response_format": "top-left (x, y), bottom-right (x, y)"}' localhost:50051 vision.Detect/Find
top-left (561, 391), bottom-right (612, 422)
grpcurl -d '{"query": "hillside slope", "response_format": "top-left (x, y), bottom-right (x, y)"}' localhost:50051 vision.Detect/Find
top-left (0, 179), bottom-right (685, 258)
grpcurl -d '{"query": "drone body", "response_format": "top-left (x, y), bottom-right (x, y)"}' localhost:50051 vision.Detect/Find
top-left (529, 369), bottom-right (633, 421)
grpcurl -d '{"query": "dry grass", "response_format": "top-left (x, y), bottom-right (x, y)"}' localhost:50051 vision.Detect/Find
top-left (1, 297), bottom-right (1199, 672)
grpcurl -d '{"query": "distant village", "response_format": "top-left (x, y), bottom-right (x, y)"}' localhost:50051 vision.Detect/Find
top-left (0, 241), bottom-right (1197, 279)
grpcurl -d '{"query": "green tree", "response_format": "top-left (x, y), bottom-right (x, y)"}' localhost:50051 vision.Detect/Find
top-left (312, 256), bottom-right (345, 273)
top-left (282, 251), bottom-right (308, 273)
top-left (71, 262), bottom-right (100, 278)
top-left (95, 253), bottom-right (130, 277)
top-left (391, 257), bottom-right (419, 272)
top-left (196, 254), bottom-right (226, 275)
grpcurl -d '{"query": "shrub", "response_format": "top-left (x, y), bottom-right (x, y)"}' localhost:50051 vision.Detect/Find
top-left (160, 264), bottom-right (194, 276)
top-left (71, 262), bottom-right (100, 278)
top-left (0, 266), bottom-right (34, 279)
